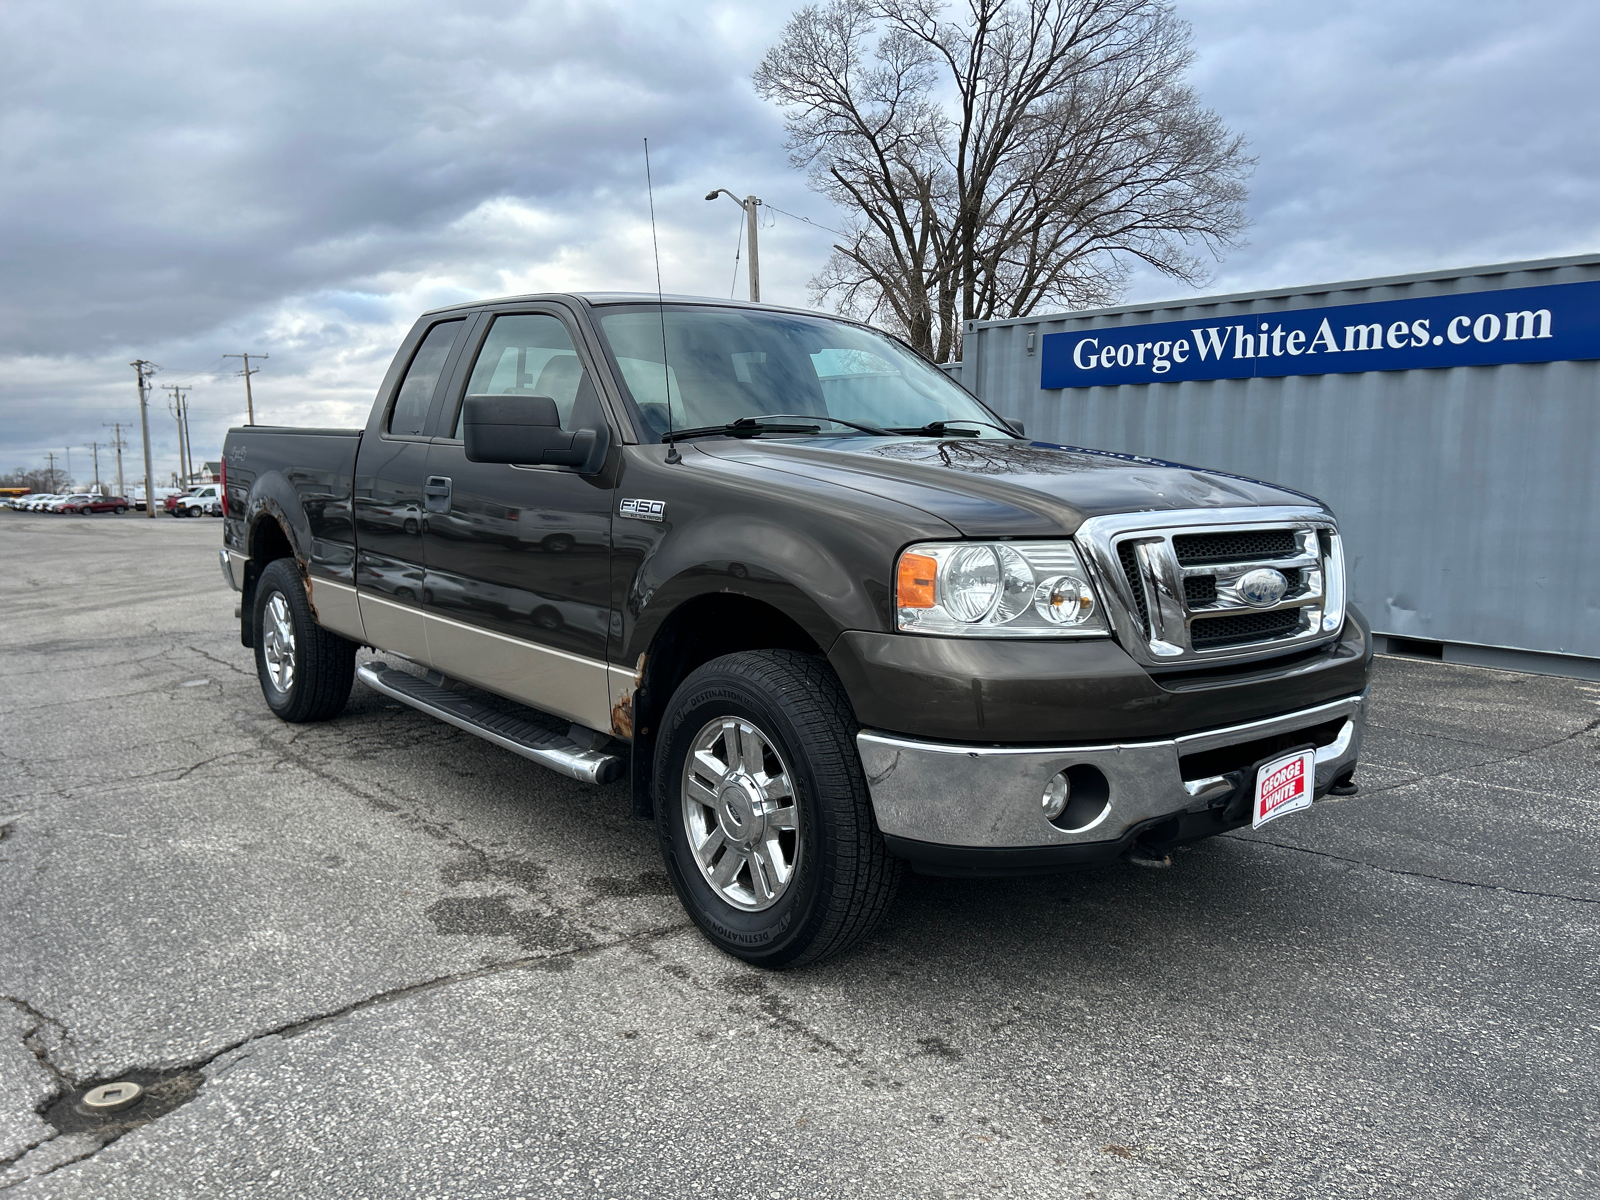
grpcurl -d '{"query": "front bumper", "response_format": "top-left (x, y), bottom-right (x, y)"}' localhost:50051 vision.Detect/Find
top-left (858, 690), bottom-right (1366, 873)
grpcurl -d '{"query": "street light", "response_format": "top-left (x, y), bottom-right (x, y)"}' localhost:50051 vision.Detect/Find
top-left (706, 189), bottom-right (762, 303)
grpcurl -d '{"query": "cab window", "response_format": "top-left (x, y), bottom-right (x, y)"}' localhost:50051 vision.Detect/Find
top-left (388, 319), bottom-right (464, 436)
top-left (452, 313), bottom-right (600, 438)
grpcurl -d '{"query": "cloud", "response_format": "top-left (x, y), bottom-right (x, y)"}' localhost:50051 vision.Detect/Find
top-left (1120, 0), bottom-right (1600, 301)
top-left (3, 0), bottom-right (1597, 482)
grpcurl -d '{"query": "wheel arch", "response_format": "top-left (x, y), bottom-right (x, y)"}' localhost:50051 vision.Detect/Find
top-left (624, 591), bottom-right (833, 820)
top-left (238, 478), bottom-right (309, 648)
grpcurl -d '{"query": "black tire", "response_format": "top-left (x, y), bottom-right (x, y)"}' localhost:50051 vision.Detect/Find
top-left (541, 533), bottom-right (574, 553)
top-left (402, 518), bottom-right (418, 535)
top-left (654, 650), bottom-right (901, 969)
top-left (114, 506), bottom-right (126, 515)
top-left (252, 558), bottom-right (357, 722)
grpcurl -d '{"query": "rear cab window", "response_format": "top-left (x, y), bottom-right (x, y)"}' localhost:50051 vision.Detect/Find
top-left (388, 319), bottom-right (465, 435)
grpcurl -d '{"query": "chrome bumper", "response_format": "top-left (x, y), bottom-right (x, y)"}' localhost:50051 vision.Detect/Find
top-left (856, 691), bottom-right (1367, 849)
top-left (220, 548), bottom-right (245, 592)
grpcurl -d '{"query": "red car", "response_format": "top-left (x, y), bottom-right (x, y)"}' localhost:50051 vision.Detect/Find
top-left (59, 494), bottom-right (130, 514)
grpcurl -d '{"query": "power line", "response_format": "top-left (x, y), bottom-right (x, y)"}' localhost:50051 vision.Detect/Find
top-left (728, 205), bottom-right (747, 299)
top-left (763, 203), bottom-right (851, 240)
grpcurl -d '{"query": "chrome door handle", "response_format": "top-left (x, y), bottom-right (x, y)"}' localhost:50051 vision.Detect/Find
top-left (423, 476), bottom-right (452, 514)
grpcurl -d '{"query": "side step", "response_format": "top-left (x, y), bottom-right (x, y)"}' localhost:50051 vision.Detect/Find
top-left (356, 662), bottom-right (626, 785)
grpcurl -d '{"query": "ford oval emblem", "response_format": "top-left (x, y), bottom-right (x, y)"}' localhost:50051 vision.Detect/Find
top-left (1237, 568), bottom-right (1289, 608)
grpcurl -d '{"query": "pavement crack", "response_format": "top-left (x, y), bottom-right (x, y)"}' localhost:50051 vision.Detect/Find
top-left (185, 644), bottom-right (253, 677)
top-left (0, 923), bottom-right (688, 1190)
top-left (1228, 836), bottom-right (1600, 904)
top-left (1, 995), bottom-right (73, 1091)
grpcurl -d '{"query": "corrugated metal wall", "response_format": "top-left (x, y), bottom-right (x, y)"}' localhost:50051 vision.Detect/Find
top-left (957, 254), bottom-right (1600, 662)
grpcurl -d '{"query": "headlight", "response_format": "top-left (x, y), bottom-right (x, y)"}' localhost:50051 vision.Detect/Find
top-left (895, 541), bottom-right (1109, 637)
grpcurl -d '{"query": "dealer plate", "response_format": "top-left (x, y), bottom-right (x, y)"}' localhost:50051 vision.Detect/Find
top-left (1252, 747), bottom-right (1316, 829)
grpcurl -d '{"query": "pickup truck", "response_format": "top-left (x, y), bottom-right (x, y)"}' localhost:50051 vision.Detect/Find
top-left (220, 293), bottom-right (1371, 968)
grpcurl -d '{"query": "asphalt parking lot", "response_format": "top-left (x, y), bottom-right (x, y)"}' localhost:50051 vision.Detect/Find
top-left (1, 514), bottom-right (1596, 1198)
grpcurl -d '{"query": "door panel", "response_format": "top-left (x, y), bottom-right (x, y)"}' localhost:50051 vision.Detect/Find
top-left (420, 310), bottom-right (616, 719)
top-left (354, 438), bottom-right (432, 664)
top-left (352, 316), bottom-right (470, 664)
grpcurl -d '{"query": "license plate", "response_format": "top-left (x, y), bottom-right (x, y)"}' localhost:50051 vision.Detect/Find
top-left (1252, 748), bottom-right (1316, 829)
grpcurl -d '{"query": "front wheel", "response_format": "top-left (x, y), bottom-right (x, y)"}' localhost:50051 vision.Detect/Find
top-left (654, 650), bottom-right (901, 969)
top-left (114, 506), bottom-right (126, 515)
top-left (253, 558), bottom-right (357, 722)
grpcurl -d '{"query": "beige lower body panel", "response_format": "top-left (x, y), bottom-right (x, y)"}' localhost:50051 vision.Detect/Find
top-left (421, 612), bottom-right (613, 733)
top-left (307, 577), bottom-right (366, 643)
top-left (358, 593), bottom-right (432, 666)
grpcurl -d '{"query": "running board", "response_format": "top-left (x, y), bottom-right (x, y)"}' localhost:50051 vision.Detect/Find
top-left (356, 662), bottom-right (626, 785)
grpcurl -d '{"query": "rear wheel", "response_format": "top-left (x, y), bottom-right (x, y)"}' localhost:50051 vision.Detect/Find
top-left (654, 650), bottom-right (901, 969)
top-left (253, 558), bottom-right (357, 722)
top-left (114, 506), bottom-right (126, 514)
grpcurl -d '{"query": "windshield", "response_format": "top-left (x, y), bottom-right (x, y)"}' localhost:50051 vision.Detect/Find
top-left (595, 305), bottom-right (1006, 441)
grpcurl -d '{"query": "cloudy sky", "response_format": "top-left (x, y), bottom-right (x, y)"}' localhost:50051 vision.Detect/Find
top-left (3, 0), bottom-right (1598, 486)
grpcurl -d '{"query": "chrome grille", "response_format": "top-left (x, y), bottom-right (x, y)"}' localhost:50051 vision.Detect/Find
top-left (1074, 506), bottom-right (1347, 667)
top-left (1191, 607), bottom-right (1303, 649)
top-left (1173, 529), bottom-right (1297, 563)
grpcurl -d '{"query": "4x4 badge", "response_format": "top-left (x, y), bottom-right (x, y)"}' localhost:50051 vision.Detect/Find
top-left (619, 498), bottom-right (666, 522)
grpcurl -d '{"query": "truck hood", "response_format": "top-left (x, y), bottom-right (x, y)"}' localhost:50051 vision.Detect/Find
top-left (699, 437), bottom-right (1324, 537)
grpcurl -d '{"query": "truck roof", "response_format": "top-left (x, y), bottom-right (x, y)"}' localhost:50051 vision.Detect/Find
top-left (420, 292), bottom-right (837, 321)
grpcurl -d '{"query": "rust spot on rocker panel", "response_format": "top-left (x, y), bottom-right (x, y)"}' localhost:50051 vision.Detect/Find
top-left (297, 554), bottom-right (318, 619)
top-left (610, 652), bottom-right (647, 739)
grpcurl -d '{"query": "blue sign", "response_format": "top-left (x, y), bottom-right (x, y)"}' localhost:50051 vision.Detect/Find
top-left (1040, 279), bottom-right (1600, 389)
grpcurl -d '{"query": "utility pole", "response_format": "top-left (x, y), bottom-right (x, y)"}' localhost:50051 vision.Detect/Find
top-left (132, 359), bottom-right (159, 518)
top-left (84, 443), bottom-right (103, 493)
top-left (163, 384), bottom-right (191, 486)
top-left (181, 392), bottom-right (193, 484)
top-left (44, 451), bottom-right (59, 492)
top-left (705, 189), bottom-right (762, 302)
top-left (224, 353), bottom-right (267, 425)
top-left (102, 422), bottom-right (128, 500)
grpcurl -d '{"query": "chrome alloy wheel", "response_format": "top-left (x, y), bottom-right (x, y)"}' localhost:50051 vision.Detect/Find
top-left (682, 717), bottom-right (801, 912)
top-left (261, 591), bottom-right (297, 693)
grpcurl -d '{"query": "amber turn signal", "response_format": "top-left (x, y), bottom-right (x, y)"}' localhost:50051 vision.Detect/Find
top-left (896, 552), bottom-right (938, 609)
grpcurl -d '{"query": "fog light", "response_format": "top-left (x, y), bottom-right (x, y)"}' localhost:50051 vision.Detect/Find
top-left (1041, 772), bottom-right (1071, 820)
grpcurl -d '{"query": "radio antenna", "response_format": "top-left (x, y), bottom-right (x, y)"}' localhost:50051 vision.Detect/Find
top-left (644, 138), bottom-right (679, 464)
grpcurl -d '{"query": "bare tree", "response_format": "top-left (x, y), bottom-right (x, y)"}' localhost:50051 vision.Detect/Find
top-left (755, 0), bottom-right (1253, 361)
top-left (0, 466), bottom-right (71, 493)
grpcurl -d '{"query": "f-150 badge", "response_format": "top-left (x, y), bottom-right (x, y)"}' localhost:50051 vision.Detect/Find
top-left (619, 498), bottom-right (666, 522)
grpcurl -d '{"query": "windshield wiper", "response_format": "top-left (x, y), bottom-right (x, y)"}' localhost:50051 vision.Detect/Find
top-left (886, 418), bottom-right (1020, 438)
top-left (661, 417), bottom-right (821, 445)
top-left (758, 414), bottom-right (893, 436)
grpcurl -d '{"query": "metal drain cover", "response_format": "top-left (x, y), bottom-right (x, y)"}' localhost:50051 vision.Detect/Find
top-left (82, 1081), bottom-right (143, 1112)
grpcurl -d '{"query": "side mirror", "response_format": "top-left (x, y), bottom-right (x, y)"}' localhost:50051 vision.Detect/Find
top-left (462, 395), bottom-right (609, 473)
top-left (1003, 417), bottom-right (1026, 436)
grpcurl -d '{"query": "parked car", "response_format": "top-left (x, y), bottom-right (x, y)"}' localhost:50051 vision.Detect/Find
top-left (48, 494), bottom-right (95, 512)
top-left (58, 494), bottom-right (129, 514)
top-left (20, 494), bottom-right (61, 512)
top-left (172, 484), bottom-right (223, 518)
top-left (222, 292), bottom-right (1371, 969)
